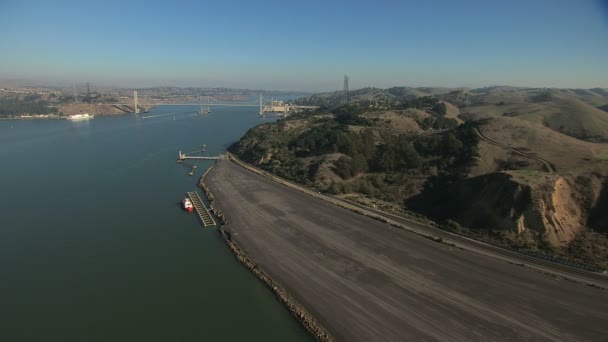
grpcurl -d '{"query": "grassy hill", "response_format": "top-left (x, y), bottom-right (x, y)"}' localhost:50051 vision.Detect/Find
top-left (474, 116), bottom-right (608, 173)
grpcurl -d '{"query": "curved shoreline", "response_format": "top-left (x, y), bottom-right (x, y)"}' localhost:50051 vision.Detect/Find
top-left (224, 153), bottom-right (608, 287)
top-left (201, 155), bottom-right (608, 341)
top-left (199, 162), bottom-right (335, 342)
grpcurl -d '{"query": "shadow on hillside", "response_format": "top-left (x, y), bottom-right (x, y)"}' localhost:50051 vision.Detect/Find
top-left (588, 179), bottom-right (608, 233)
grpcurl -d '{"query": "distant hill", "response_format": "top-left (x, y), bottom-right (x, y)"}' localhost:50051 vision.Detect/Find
top-left (521, 94), bottom-right (608, 142)
top-left (291, 85), bottom-right (608, 144)
top-left (293, 87), bottom-right (608, 143)
top-left (291, 86), bottom-right (464, 107)
top-left (453, 88), bottom-right (608, 142)
top-left (385, 86), bottom-right (463, 98)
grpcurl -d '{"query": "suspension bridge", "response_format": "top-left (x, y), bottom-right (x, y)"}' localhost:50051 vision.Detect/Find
top-left (111, 91), bottom-right (319, 115)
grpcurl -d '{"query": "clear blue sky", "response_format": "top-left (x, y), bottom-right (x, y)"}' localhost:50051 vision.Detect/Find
top-left (1, 0), bottom-right (607, 91)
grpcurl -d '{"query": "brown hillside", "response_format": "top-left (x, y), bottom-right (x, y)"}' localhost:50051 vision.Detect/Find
top-left (442, 101), bottom-right (463, 124)
top-left (469, 139), bottom-right (546, 177)
top-left (517, 95), bottom-right (608, 142)
top-left (459, 89), bottom-right (608, 142)
top-left (302, 153), bottom-right (345, 186)
top-left (362, 109), bottom-right (426, 133)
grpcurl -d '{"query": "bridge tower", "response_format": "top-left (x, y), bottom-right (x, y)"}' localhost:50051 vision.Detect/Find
top-left (134, 91), bottom-right (139, 114)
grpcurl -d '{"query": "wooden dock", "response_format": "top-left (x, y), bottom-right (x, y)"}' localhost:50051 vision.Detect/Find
top-left (186, 191), bottom-right (216, 227)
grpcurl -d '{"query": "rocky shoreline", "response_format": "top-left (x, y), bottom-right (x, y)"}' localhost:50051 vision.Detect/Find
top-left (199, 162), bottom-right (334, 342)
top-left (198, 164), bottom-right (227, 225)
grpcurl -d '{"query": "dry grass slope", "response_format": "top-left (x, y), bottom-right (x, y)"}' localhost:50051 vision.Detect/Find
top-left (476, 116), bottom-right (608, 173)
top-left (459, 89), bottom-right (608, 142)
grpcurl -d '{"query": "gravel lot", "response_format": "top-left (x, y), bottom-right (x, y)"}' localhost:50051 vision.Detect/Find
top-left (207, 159), bottom-right (608, 342)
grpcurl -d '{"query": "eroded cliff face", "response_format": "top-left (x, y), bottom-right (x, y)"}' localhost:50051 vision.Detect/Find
top-left (514, 176), bottom-right (585, 246)
top-left (413, 172), bottom-right (597, 247)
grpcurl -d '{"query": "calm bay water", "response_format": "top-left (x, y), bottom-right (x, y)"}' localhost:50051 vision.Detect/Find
top-left (0, 106), bottom-right (311, 341)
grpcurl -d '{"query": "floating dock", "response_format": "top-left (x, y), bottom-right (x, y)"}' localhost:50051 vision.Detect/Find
top-left (186, 191), bottom-right (216, 227)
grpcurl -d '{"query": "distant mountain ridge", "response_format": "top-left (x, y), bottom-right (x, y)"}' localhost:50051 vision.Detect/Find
top-left (296, 86), bottom-right (608, 101)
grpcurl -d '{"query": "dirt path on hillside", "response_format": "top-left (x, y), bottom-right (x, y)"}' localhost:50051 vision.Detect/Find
top-left (475, 127), bottom-right (556, 173)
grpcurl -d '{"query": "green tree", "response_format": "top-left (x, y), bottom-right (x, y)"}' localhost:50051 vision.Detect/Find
top-left (351, 154), bottom-right (369, 174)
top-left (441, 133), bottom-right (463, 156)
top-left (360, 129), bottom-right (376, 160)
top-left (333, 156), bottom-right (353, 179)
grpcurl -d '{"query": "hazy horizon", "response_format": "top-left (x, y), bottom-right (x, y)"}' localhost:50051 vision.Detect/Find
top-left (2, 77), bottom-right (608, 94)
top-left (1, 0), bottom-right (607, 92)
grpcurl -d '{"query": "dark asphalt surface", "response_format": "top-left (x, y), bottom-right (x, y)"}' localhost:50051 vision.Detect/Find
top-left (207, 159), bottom-right (608, 342)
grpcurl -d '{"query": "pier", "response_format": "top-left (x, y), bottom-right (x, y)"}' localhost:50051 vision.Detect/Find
top-left (186, 191), bottom-right (216, 227)
top-left (178, 150), bottom-right (224, 161)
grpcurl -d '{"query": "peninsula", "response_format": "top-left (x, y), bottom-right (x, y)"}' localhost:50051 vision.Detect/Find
top-left (205, 157), bottom-right (608, 341)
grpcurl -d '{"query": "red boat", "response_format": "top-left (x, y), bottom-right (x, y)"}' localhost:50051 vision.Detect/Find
top-left (182, 198), bottom-right (194, 212)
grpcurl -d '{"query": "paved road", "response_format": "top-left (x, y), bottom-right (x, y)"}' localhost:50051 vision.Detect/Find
top-left (207, 159), bottom-right (608, 342)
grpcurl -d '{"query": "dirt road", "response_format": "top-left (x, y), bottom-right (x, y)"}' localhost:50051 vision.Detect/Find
top-left (206, 159), bottom-right (607, 341)
top-left (475, 127), bottom-right (556, 173)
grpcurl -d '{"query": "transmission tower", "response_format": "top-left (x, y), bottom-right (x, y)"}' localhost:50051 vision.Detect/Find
top-left (86, 82), bottom-right (91, 102)
top-left (343, 75), bottom-right (349, 104)
top-left (73, 84), bottom-right (78, 103)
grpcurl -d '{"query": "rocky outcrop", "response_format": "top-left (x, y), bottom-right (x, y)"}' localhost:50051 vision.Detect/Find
top-left (409, 172), bottom-right (590, 247)
top-left (198, 166), bottom-right (227, 225)
top-left (514, 176), bottom-right (585, 246)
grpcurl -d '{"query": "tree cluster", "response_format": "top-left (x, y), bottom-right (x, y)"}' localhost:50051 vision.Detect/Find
top-left (233, 97), bottom-right (479, 193)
